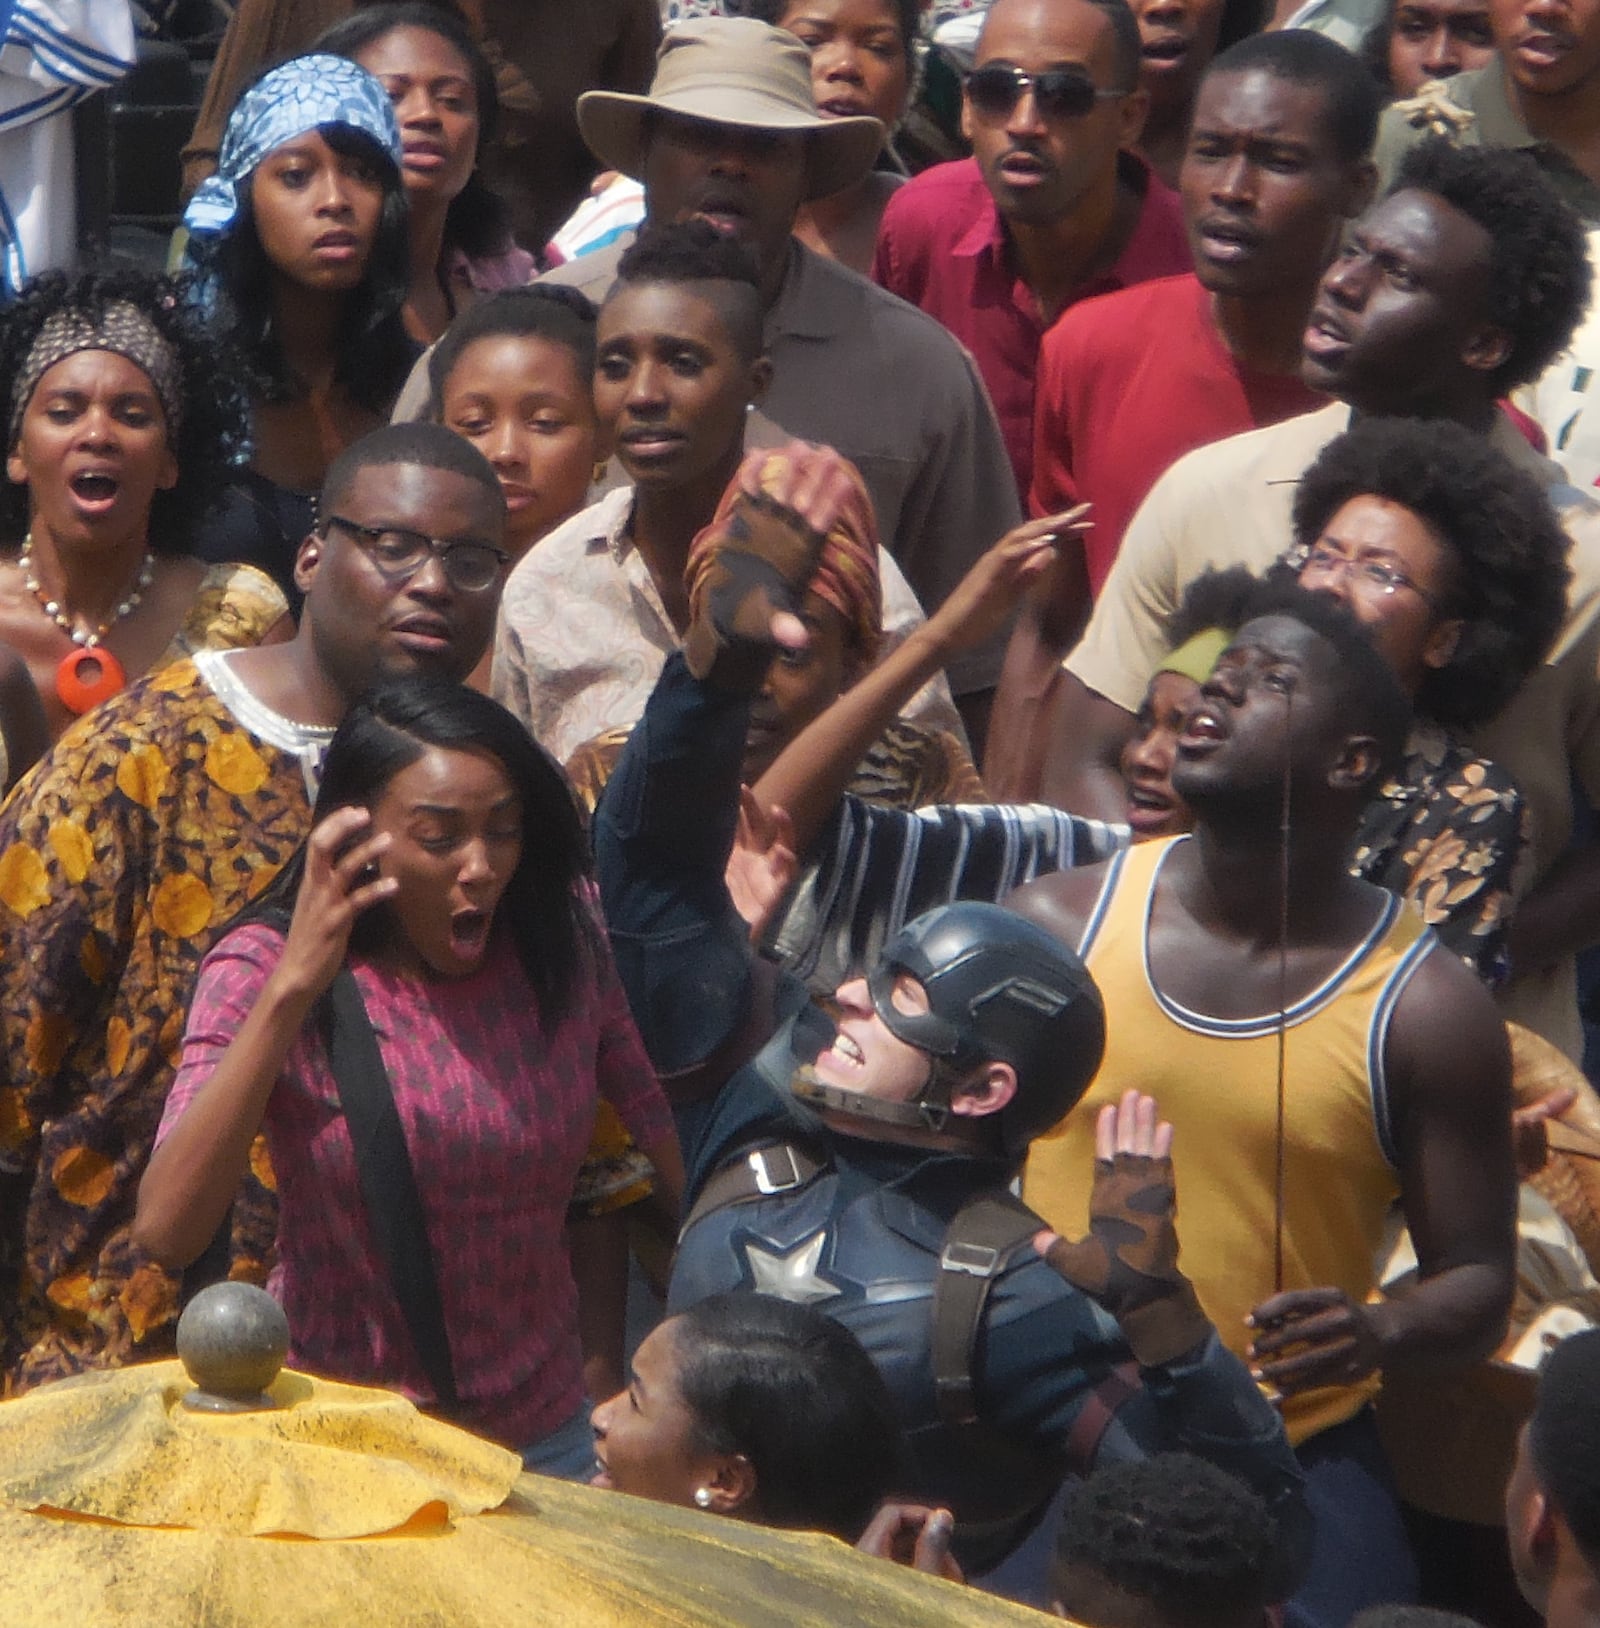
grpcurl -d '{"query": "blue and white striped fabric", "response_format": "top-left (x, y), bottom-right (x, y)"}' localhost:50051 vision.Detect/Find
top-left (763, 797), bottom-right (1129, 996)
top-left (0, 0), bottom-right (135, 292)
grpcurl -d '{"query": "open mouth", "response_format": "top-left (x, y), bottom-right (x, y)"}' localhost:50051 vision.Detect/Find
top-left (449, 909), bottom-right (491, 959)
top-left (69, 470), bottom-right (119, 506)
top-left (1196, 219), bottom-right (1259, 261)
top-left (691, 195), bottom-right (752, 236)
top-left (817, 95), bottom-right (871, 118)
top-left (1514, 28), bottom-right (1572, 65)
top-left (998, 151), bottom-right (1049, 184)
top-left (1177, 708), bottom-right (1228, 754)
top-left (1302, 307), bottom-right (1351, 359)
top-left (1140, 34), bottom-right (1190, 62)
top-left (390, 615), bottom-right (454, 657)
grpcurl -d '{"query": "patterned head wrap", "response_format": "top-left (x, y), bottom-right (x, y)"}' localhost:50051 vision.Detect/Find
top-left (182, 55), bottom-right (402, 240)
top-left (11, 303), bottom-right (184, 446)
top-left (686, 449), bottom-right (884, 665)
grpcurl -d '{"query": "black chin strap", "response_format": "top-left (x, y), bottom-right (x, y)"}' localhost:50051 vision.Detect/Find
top-left (789, 1062), bottom-right (961, 1135)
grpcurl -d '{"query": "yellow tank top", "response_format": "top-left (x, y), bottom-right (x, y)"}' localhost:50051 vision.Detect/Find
top-left (1022, 836), bottom-right (1432, 1444)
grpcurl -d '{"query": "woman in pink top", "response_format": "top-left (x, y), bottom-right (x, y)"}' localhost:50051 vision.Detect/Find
top-left (137, 678), bottom-right (677, 1473)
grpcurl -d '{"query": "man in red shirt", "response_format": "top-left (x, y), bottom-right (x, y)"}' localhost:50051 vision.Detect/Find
top-left (985, 30), bottom-right (1380, 799)
top-left (872, 0), bottom-right (1190, 502)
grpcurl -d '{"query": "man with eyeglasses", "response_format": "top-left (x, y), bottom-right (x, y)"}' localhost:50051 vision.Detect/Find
top-left (872, 0), bottom-right (1190, 504)
top-left (0, 423), bottom-right (513, 1394)
top-left (1042, 138), bottom-right (1600, 1064)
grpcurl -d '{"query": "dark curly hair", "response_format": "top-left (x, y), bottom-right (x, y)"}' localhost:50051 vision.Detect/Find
top-left (1393, 138), bottom-right (1592, 394)
top-left (426, 285), bottom-right (598, 417)
top-left (0, 267), bottom-right (252, 552)
top-left (1165, 564), bottom-right (1262, 654)
top-left (313, 0), bottom-right (514, 263)
top-left (189, 104), bottom-right (414, 414)
top-left (1288, 415), bottom-right (1569, 728)
top-left (1052, 1454), bottom-right (1279, 1628)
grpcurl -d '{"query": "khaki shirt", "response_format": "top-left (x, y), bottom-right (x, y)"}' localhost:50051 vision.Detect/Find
top-left (1374, 60), bottom-right (1600, 225)
top-left (1067, 400), bottom-right (1600, 1058)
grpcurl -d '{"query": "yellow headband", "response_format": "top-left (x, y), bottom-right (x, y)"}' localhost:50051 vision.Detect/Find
top-left (1157, 626), bottom-right (1231, 686)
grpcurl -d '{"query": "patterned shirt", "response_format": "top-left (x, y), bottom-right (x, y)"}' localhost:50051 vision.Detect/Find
top-left (1352, 722), bottom-right (1526, 988)
top-left (0, 654), bottom-right (328, 1391)
top-left (492, 484), bottom-right (965, 766)
top-left (160, 921), bottom-right (670, 1449)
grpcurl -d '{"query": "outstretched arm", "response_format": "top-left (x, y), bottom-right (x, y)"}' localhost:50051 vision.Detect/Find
top-left (592, 445), bottom-right (853, 1086)
top-left (750, 510), bottom-right (1085, 855)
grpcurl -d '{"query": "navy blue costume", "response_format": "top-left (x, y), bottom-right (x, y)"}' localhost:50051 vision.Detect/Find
top-left (595, 652), bottom-right (1308, 1570)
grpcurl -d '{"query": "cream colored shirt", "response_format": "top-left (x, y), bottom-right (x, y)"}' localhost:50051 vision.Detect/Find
top-left (1066, 401), bottom-right (1600, 1058)
top-left (493, 484), bottom-right (962, 767)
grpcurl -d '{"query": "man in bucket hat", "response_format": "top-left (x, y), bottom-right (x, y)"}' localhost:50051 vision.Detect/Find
top-left (552, 17), bottom-right (1025, 750)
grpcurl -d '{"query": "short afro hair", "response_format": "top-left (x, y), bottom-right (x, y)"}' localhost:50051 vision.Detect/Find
top-left (1206, 29), bottom-right (1384, 164)
top-left (320, 420), bottom-right (506, 522)
top-left (1166, 565), bottom-right (1262, 651)
top-left (613, 219), bottom-right (766, 361)
top-left (1529, 1327), bottom-right (1600, 1574)
top-left (1393, 138), bottom-right (1591, 394)
top-left (1052, 1454), bottom-right (1279, 1628)
top-left (1289, 416), bottom-right (1569, 730)
top-left (427, 285), bottom-right (598, 418)
top-left (0, 267), bottom-right (252, 552)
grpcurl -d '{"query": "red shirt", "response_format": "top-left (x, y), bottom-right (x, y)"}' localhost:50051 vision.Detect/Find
top-left (162, 920), bottom-right (671, 1450)
top-left (872, 153), bottom-right (1190, 502)
top-left (1032, 273), bottom-right (1326, 593)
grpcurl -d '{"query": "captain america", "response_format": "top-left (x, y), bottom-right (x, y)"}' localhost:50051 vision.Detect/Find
top-left (593, 443), bottom-right (1309, 1576)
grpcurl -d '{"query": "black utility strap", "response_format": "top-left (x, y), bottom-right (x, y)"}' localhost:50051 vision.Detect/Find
top-left (326, 968), bottom-right (458, 1409)
top-left (931, 1190), bottom-right (1044, 1428)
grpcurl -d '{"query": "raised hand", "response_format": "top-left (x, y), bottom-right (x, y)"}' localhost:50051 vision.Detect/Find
top-left (1033, 1089), bottom-right (1209, 1366)
top-left (269, 807), bottom-right (398, 1006)
top-left (725, 787), bottom-right (798, 940)
top-left (926, 507), bottom-right (1092, 656)
top-left (684, 444), bottom-right (859, 680)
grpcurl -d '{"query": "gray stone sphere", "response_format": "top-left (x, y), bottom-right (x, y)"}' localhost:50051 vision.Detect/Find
top-left (177, 1282), bottom-right (290, 1399)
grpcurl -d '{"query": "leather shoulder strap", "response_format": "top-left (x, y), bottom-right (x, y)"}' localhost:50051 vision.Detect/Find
top-left (325, 968), bottom-right (458, 1409)
top-left (931, 1189), bottom-right (1045, 1428)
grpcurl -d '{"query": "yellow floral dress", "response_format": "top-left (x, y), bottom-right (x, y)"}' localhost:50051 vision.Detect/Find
top-left (0, 657), bottom-right (321, 1392)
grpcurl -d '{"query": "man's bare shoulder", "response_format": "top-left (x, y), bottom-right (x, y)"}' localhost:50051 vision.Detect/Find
top-left (1006, 859), bottom-right (1116, 951)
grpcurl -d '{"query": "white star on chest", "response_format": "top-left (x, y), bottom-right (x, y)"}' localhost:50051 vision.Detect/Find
top-left (743, 1231), bottom-right (840, 1306)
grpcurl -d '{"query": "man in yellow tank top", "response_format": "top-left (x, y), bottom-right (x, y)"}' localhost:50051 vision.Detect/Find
top-left (1013, 586), bottom-right (1516, 1628)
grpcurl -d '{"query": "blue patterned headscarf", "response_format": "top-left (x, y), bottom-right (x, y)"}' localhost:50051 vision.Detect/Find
top-left (183, 54), bottom-right (402, 240)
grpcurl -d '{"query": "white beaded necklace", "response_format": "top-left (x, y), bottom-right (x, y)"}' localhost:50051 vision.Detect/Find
top-left (19, 530), bottom-right (155, 648)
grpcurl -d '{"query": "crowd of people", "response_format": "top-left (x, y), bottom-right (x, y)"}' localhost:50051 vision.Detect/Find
top-left (5, 0), bottom-right (1600, 1625)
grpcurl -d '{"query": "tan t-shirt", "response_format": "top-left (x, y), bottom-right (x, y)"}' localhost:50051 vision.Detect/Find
top-left (1066, 401), bottom-right (1600, 1058)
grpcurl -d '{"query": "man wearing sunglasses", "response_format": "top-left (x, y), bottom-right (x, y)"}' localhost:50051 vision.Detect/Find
top-left (873, 0), bottom-right (1190, 505)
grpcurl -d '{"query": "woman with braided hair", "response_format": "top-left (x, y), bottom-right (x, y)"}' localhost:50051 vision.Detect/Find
top-left (0, 267), bottom-right (289, 767)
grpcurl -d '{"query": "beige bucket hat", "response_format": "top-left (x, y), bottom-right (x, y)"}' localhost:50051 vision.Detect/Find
top-left (577, 17), bottom-right (885, 202)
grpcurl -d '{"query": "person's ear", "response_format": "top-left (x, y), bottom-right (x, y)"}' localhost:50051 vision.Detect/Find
top-left (1116, 85), bottom-right (1151, 148)
top-left (959, 86), bottom-right (975, 146)
top-left (155, 442), bottom-right (179, 492)
top-left (1462, 323), bottom-right (1512, 378)
top-left (949, 1060), bottom-right (1017, 1119)
top-left (1329, 732), bottom-right (1382, 792)
top-left (1422, 616), bottom-right (1464, 671)
top-left (293, 531), bottom-right (324, 596)
top-left (1340, 158), bottom-right (1379, 218)
top-left (748, 354), bottom-right (774, 409)
top-left (1518, 1484), bottom-right (1561, 1584)
top-left (700, 1453), bottom-right (758, 1516)
top-left (5, 445), bottom-right (26, 486)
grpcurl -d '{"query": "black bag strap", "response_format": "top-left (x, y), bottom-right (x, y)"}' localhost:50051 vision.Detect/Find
top-left (325, 967), bottom-right (458, 1408)
top-left (931, 1189), bottom-right (1044, 1428)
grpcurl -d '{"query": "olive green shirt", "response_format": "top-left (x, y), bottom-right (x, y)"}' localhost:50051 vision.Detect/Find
top-left (1374, 59), bottom-right (1600, 225)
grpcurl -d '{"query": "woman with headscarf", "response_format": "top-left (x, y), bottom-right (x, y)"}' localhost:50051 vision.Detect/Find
top-left (0, 267), bottom-right (289, 765)
top-left (183, 54), bottom-right (417, 611)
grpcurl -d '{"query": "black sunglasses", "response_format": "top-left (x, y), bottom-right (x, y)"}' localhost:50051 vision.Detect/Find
top-left (965, 63), bottom-right (1126, 121)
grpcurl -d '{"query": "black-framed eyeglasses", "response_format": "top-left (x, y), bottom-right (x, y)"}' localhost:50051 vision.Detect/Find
top-left (323, 516), bottom-right (509, 593)
top-left (1286, 541), bottom-right (1446, 611)
top-left (965, 63), bottom-right (1126, 121)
